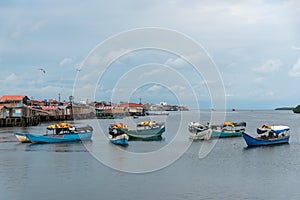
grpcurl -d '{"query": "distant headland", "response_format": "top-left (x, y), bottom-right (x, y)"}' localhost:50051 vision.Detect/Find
top-left (275, 105), bottom-right (300, 113)
top-left (274, 107), bottom-right (294, 110)
top-left (293, 105), bottom-right (300, 113)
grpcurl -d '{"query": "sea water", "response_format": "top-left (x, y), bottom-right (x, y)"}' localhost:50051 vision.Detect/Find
top-left (1, 110), bottom-right (300, 200)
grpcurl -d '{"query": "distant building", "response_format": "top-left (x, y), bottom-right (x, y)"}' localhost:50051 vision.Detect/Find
top-left (80, 99), bottom-right (88, 105)
top-left (120, 103), bottom-right (144, 116)
top-left (0, 95), bottom-right (30, 117)
top-left (160, 101), bottom-right (167, 106)
top-left (95, 105), bottom-right (125, 118)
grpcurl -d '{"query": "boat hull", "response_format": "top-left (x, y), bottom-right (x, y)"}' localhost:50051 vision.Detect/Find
top-left (26, 132), bottom-right (93, 143)
top-left (211, 130), bottom-right (243, 138)
top-left (189, 129), bottom-right (212, 140)
top-left (14, 133), bottom-right (31, 143)
top-left (124, 126), bottom-right (165, 139)
top-left (109, 134), bottom-right (129, 146)
top-left (242, 132), bottom-right (289, 147)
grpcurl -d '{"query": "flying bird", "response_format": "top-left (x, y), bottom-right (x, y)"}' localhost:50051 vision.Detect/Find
top-left (39, 68), bottom-right (46, 74)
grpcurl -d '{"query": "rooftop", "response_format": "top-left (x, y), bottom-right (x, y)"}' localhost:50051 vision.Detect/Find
top-left (0, 95), bottom-right (29, 102)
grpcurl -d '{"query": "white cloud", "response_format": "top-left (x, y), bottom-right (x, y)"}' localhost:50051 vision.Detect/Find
top-left (148, 85), bottom-right (162, 92)
top-left (253, 59), bottom-right (282, 73)
top-left (0, 73), bottom-right (19, 92)
top-left (165, 57), bottom-right (187, 69)
top-left (292, 45), bottom-right (300, 50)
top-left (288, 58), bottom-right (300, 77)
top-left (266, 91), bottom-right (274, 96)
top-left (139, 68), bottom-right (166, 78)
top-left (253, 77), bottom-right (265, 83)
top-left (170, 85), bottom-right (186, 92)
top-left (59, 57), bottom-right (75, 66)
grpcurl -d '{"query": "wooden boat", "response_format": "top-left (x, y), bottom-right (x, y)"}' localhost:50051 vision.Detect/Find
top-left (108, 134), bottom-right (129, 146)
top-left (188, 122), bottom-right (212, 140)
top-left (211, 121), bottom-right (246, 138)
top-left (14, 133), bottom-right (31, 143)
top-left (111, 121), bottom-right (165, 140)
top-left (108, 124), bottom-right (129, 146)
top-left (20, 123), bottom-right (93, 143)
top-left (242, 125), bottom-right (290, 147)
top-left (127, 121), bottom-right (165, 139)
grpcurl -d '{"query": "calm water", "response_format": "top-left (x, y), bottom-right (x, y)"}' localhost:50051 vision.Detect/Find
top-left (1, 110), bottom-right (300, 200)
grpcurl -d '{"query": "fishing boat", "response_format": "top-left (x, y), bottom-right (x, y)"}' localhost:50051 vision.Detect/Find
top-left (128, 121), bottom-right (165, 139)
top-left (112, 121), bottom-right (165, 140)
top-left (19, 123), bottom-right (93, 143)
top-left (108, 123), bottom-right (129, 146)
top-left (108, 134), bottom-right (129, 146)
top-left (243, 125), bottom-right (290, 147)
top-left (188, 122), bottom-right (212, 140)
top-left (210, 121), bottom-right (246, 138)
top-left (14, 133), bottom-right (31, 143)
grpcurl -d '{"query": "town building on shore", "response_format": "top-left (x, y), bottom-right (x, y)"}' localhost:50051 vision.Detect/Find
top-left (95, 102), bottom-right (144, 119)
top-left (0, 95), bottom-right (97, 127)
top-left (0, 95), bottom-right (40, 126)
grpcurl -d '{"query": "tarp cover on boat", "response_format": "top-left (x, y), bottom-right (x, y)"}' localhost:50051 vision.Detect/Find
top-left (257, 125), bottom-right (290, 135)
top-left (271, 125), bottom-right (290, 134)
top-left (233, 122), bottom-right (246, 127)
top-left (223, 122), bottom-right (234, 127)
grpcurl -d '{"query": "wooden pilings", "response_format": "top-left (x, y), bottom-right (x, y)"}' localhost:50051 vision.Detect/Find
top-left (0, 116), bottom-right (41, 127)
top-left (0, 113), bottom-right (96, 127)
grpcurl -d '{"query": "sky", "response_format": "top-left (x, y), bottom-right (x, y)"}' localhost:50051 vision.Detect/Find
top-left (0, 0), bottom-right (300, 109)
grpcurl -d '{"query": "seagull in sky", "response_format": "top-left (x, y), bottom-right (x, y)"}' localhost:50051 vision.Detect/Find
top-left (39, 67), bottom-right (46, 74)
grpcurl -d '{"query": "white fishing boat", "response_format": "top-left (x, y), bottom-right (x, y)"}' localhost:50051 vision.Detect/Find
top-left (188, 122), bottom-right (212, 140)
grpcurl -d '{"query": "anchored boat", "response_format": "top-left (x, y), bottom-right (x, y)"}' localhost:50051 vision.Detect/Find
top-left (111, 121), bottom-right (165, 140)
top-left (108, 123), bottom-right (129, 146)
top-left (211, 122), bottom-right (246, 138)
top-left (242, 125), bottom-right (290, 147)
top-left (16, 123), bottom-right (93, 143)
top-left (126, 121), bottom-right (165, 139)
top-left (188, 122), bottom-right (212, 140)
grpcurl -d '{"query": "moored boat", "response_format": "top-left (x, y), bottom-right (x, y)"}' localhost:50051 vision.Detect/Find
top-left (14, 133), bottom-right (31, 143)
top-left (108, 134), bottom-right (129, 146)
top-left (242, 125), bottom-right (290, 147)
top-left (127, 121), bottom-right (165, 139)
top-left (108, 123), bottom-right (129, 146)
top-left (112, 121), bottom-right (165, 140)
top-left (20, 123), bottom-right (93, 143)
top-left (211, 121), bottom-right (246, 138)
top-left (188, 122), bottom-right (212, 140)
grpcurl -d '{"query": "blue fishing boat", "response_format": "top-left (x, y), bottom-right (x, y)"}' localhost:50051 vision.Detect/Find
top-left (242, 125), bottom-right (290, 147)
top-left (23, 123), bottom-right (93, 143)
top-left (211, 121), bottom-right (246, 138)
top-left (109, 134), bottom-right (129, 146)
top-left (108, 124), bottom-right (129, 146)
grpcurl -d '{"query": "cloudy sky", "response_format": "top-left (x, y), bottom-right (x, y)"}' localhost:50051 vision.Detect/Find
top-left (0, 0), bottom-right (300, 109)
